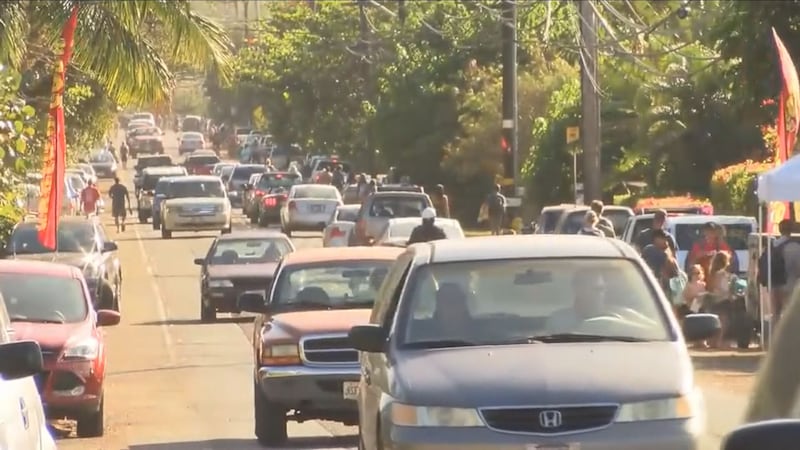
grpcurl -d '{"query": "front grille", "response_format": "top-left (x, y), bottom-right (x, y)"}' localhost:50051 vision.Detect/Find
top-left (51, 371), bottom-right (84, 391)
top-left (231, 277), bottom-right (270, 293)
top-left (301, 335), bottom-right (358, 365)
top-left (34, 371), bottom-right (50, 393)
top-left (480, 405), bottom-right (618, 434)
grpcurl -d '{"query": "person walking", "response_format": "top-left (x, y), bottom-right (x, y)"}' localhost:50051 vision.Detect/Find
top-left (431, 184), bottom-right (451, 218)
top-left (635, 209), bottom-right (677, 253)
top-left (589, 200), bottom-right (615, 238)
top-left (120, 141), bottom-right (129, 169)
top-left (80, 180), bottom-right (101, 218)
top-left (484, 184), bottom-right (506, 236)
top-left (108, 177), bottom-right (132, 232)
top-left (758, 219), bottom-right (800, 323)
top-left (407, 207), bottom-right (447, 245)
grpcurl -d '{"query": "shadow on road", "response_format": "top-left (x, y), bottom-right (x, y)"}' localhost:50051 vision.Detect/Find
top-left (108, 361), bottom-right (250, 377)
top-left (114, 234), bottom-right (219, 242)
top-left (127, 435), bottom-right (357, 449)
top-left (691, 350), bottom-right (762, 374)
top-left (135, 317), bottom-right (253, 326)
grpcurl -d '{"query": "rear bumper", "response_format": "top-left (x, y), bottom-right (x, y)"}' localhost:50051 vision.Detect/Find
top-left (285, 213), bottom-right (331, 230)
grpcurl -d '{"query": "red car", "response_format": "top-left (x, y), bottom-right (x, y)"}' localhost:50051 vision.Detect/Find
top-left (0, 260), bottom-right (120, 437)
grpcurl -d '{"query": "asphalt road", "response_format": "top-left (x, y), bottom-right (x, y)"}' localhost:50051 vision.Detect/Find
top-left (53, 130), bottom-right (750, 450)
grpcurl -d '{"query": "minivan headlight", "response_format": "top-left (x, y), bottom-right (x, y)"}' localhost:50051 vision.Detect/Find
top-left (390, 402), bottom-right (484, 427)
top-left (615, 391), bottom-right (702, 422)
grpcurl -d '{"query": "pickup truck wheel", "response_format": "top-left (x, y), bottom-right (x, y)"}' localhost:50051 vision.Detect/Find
top-left (76, 394), bottom-right (104, 438)
top-left (161, 227), bottom-right (172, 239)
top-left (254, 383), bottom-right (287, 446)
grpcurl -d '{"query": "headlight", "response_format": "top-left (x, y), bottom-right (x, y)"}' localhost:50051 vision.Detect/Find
top-left (390, 402), bottom-right (484, 427)
top-left (208, 279), bottom-right (233, 288)
top-left (260, 343), bottom-right (300, 365)
top-left (615, 391), bottom-right (702, 422)
top-left (63, 338), bottom-right (99, 360)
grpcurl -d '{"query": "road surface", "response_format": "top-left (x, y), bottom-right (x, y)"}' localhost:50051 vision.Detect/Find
top-left (53, 130), bottom-right (752, 449)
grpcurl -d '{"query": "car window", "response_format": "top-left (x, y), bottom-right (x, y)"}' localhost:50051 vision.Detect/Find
top-left (630, 217), bottom-right (654, 243)
top-left (209, 238), bottom-right (292, 265)
top-left (674, 223), bottom-right (752, 251)
top-left (369, 197), bottom-right (427, 218)
top-left (187, 155), bottom-right (221, 165)
top-left (371, 253), bottom-right (414, 325)
top-left (90, 152), bottom-right (115, 163)
top-left (138, 157), bottom-right (172, 169)
top-left (168, 180), bottom-right (224, 198)
top-left (538, 209), bottom-right (564, 233)
top-left (336, 207), bottom-right (360, 222)
top-left (272, 260), bottom-right (392, 310)
top-left (155, 179), bottom-right (172, 195)
top-left (293, 185), bottom-right (339, 199)
top-left (315, 160), bottom-right (351, 172)
top-left (0, 297), bottom-right (11, 342)
top-left (387, 221), bottom-right (462, 239)
top-left (560, 210), bottom-right (587, 234)
top-left (232, 166), bottom-right (265, 180)
top-left (397, 258), bottom-right (670, 348)
top-left (0, 274), bottom-right (88, 323)
top-left (257, 173), bottom-right (301, 190)
top-left (132, 113), bottom-right (152, 122)
top-left (9, 222), bottom-right (96, 254)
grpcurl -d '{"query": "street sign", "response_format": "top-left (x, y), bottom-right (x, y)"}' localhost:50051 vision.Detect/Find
top-left (566, 126), bottom-right (580, 144)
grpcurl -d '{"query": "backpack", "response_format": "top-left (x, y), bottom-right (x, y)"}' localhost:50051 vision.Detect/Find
top-left (487, 194), bottom-right (505, 216)
top-left (758, 240), bottom-right (789, 287)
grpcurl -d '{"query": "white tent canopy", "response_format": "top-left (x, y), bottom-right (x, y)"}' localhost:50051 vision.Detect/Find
top-left (757, 155), bottom-right (800, 202)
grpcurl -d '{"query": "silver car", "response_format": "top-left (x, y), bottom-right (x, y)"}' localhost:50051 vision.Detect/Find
top-left (349, 235), bottom-right (720, 450)
top-left (279, 184), bottom-right (342, 236)
top-left (322, 204), bottom-right (361, 247)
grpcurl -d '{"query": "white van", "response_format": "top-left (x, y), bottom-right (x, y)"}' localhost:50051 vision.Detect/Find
top-left (622, 214), bottom-right (757, 275)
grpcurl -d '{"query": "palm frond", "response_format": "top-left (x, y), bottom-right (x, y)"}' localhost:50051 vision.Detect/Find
top-left (0, 1), bottom-right (28, 68)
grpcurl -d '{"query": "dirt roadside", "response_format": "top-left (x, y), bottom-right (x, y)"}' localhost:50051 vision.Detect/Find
top-left (691, 349), bottom-right (761, 394)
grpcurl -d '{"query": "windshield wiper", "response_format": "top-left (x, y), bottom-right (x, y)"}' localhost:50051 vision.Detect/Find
top-left (402, 339), bottom-right (479, 349)
top-left (521, 333), bottom-right (650, 343)
top-left (10, 316), bottom-right (65, 324)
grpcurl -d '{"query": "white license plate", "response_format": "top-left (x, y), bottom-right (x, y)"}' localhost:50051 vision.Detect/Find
top-left (342, 381), bottom-right (359, 400)
top-left (526, 445), bottom-right (580, 450)
top-left (310, 205), bottom-right (324, 213)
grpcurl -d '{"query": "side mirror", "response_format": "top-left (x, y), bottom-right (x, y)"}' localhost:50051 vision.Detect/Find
top-left (96, 309), bottom-right (121, 327)
top-left (193, 258), bottom-right (205, 265)
top-left (348, 325), bottom-right (387, 353)
top-left (682, 313), bottom-right (721, 342)
top-left (102, 241), bottom-right (118, 253)
top-left (238, 291), bottom-right (268, 314)
top-left (722, 419), bottom-right (800, 450)
top-left (0, 340), bottom-right (43, 380)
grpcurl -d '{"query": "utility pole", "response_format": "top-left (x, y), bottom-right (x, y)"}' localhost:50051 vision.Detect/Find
top-left (579, 0), bottom-right (602, 202)
top-left (243, 1), bottom-right (250, 41)
top-left (359, 0), bottom-right (376, 173)
top-left (501, 0), bottom-right (519, 194)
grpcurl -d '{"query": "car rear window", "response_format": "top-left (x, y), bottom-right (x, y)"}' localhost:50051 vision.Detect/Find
top-left (538, 209), bottom-right (564, 233)
top-left (232, 166), bottom-right (265, 180)
top-left (138, 156), bottom-right (172, 168)
top-left (336, 207), bottom-right (360, 222)
top-left (398, 258), bottom-right (670, 348)
top-left (674, 223), bottom-right (752, 251)
top-left (187, 155), bottom-right (221, 165)
top-left (294, 185), bottom-right (339, 199)
top-left (257, 173), bottom-right (301, 190)
top-left (369, 196), bottom-right (427, 218)
top-left (316, 160), bottom-right (351, 172)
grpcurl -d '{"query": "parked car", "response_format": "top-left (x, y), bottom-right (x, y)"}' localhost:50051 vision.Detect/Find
top-left (0, 293), bottom-right (57, 449)
top-left (182, 151), bottom-right (220, 175)
top-left (136, 166), bottom-right (188, 224)
top-left (374, 217), bottom-right (464, 247)
top-left (534, 203), bottom-right (577, 234)
top-left (350, 191), bottom-right (433, 246)
top-left (238, 246), bottom-right (403, 445)
top-left (160, 175), bottom-right (232, 239)
top-left (6, 216), bottom-right (122, 312)
top-left (0, 260), bottom-right (120, 437)
top-left (279, 184), bottom-right (343, 236)
top-left (349, 235), bottom-right (719, 450)
top-left (194, 230), bottom-right (294, 322)
top-left (553, 205), bottom-right (635, 237)
top-left (322, 205), bottom-right (361, 247)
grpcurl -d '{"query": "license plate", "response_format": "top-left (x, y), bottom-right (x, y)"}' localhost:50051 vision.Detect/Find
top-left (342, 381), bottom-right (359, 400)
top-left (310, 204), bottom-right (324, 213)
top-left (526, 445), bottom-right (580, 450)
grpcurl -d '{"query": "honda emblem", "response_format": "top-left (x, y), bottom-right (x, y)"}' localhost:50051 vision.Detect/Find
top-left (538, 410), bottom-right (562, 429)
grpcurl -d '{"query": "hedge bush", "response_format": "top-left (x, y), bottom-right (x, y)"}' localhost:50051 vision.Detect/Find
top-left (710, 159), bottom-right (772, 216)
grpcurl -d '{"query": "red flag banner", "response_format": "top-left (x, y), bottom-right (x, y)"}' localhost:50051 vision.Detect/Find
top-left (37, 6), bottom-right (79, 249)
top-left (768, 28), bottom-right (800, 233)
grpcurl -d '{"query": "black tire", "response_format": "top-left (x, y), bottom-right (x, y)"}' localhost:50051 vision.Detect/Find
top-left (200, 300), bottom-right (215, 322)
top-left (221, 224), bottom-right (232, 234)
top-left (138, 212), bottom-right (147, 224)
top-left (250, 212), bottom-right (258, 225)
top-left (161, 227), bottom-right (172, 239)
top-left (152, 219), bottom-right (160, 230)
top-left (98, 282), bottom-right (116, 311)
top-left (76, 395), bottom-right (104, 438)
top-left (258, 215), bottom-right (269, 228)
top-left (254, 382), bottom-right (287, 446)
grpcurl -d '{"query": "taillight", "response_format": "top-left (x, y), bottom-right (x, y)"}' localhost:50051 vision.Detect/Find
top-left (330, 227), bottom-right (346, 238)
top-left (254, 190), bottom-right (264, 196)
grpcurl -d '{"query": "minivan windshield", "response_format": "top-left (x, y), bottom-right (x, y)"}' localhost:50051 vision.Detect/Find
top-left (398, 258), bottom-right (670, 348)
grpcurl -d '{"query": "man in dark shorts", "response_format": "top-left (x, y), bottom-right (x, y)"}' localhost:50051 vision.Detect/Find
top-left (108, 177), bottom-right (132, 232)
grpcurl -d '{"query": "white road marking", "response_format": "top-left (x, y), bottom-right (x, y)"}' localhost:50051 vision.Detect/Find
top-left (133, 224), bottom-right (176, 364)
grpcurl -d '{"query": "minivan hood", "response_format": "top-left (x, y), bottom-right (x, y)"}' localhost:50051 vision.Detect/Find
top-left (393, 342), bottom-right (692, 407)
top-left (11, 320), bottom-right (90, 350)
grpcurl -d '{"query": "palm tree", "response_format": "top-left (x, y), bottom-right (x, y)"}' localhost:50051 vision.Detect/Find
top-left (0, 0), bottom-right (233, 106)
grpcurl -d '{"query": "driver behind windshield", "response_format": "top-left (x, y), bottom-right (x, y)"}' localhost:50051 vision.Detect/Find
top-left (545, 270), bottom-right (609, 333)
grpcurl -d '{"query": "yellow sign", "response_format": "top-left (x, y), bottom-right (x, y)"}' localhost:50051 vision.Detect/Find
top-left (566, 126), bottom-right (580, 144)
top-left (499, 177), bottom-right (514, 186)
